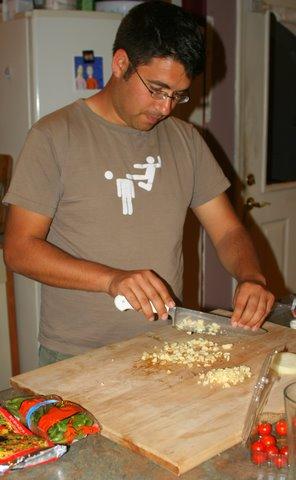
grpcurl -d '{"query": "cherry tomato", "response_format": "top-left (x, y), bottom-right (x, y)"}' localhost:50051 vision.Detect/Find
top-left (257, 422), bottom-right (272, 436)
top-left (272, 454), bottom-right (288, 469)
top-left (251, 440), bottom-right (266, 453)
top-left (275, 419), bottom-right (288, 436)
top-left (265, 444), bottom-right (279, 458)
top-left (279, 445), bottom-right (288, 457)
top-left (251, 451), bottom-right (267, 465)
top-left (261, 434), bottom-right (276, 447)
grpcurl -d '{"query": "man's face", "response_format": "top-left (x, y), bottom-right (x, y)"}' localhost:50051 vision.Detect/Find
top-left (111, 55), bottom-right (191, 131)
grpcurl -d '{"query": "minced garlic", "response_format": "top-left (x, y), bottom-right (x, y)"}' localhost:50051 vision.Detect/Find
top-left (175, 317), bottom-right (221, 335)
top-left (141, 338), bottom-right (252, 388)
top-left (141, 338), bottom-right (233, 368)
top-left (198, 365), bottom-right (251, 388)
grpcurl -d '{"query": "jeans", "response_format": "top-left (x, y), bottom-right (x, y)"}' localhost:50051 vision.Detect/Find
top-left (38, 345), bottom-right (73, 367)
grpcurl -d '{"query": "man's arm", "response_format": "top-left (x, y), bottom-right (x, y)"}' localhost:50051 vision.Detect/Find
top-left (4, 205), bottom-right (174, 321)
top-left (193, 193), bottom-right (275, 329)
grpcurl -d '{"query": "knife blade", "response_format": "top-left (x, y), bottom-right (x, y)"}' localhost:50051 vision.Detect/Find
top-left (114, 295), bottom-right (267, 337)
top-left (170, 307), bottom-right (267, 336)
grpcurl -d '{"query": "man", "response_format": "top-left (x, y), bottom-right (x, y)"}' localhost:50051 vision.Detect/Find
top-left (3, 1), bottom-right (274, 366)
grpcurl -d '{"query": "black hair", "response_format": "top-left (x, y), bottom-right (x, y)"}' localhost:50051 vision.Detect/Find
top-left (113, 0), bottom-right (205, 79)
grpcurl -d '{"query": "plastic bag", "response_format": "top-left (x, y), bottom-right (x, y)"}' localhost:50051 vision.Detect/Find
top-left (3, 396), bottom-right (100, 445)
top-left (268, 294), bottom-right (296, 327)
top-left (26, 400), bottom-right (100, 444)
top-left (4, 395), bottom-right (61, 423)
top-left (0, 406), bottom-right (67, 474)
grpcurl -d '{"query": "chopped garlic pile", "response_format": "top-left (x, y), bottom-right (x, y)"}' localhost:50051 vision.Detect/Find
top-left (141, 338), bottom-right (233, 369)
top-left (175, 317), bottom-right (221, 335)
top-left (198, 365), bottom-right (251, 388)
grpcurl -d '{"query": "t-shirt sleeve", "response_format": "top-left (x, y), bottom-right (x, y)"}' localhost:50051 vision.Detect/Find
top-left (3, 126), bottom-right (62, 217)
top-left (190, 128), bottom-right (230, 208)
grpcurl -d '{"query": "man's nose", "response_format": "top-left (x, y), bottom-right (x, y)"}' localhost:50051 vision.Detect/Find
top-left (157, 98), bottom-right (174, 115)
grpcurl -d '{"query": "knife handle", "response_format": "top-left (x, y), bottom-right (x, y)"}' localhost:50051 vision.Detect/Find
top-left (114, 295), bottom-right (139, 311)
top-left (114, 295), bottom-right (168, 313)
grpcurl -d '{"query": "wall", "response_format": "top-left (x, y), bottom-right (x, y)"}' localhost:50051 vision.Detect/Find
top-left (175, 0), bottom-right (237, 310)
top-left (202, 0), bottom-right (237, 310)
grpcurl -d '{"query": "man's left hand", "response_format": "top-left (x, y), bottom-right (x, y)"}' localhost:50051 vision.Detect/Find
top-left (231, 281), bottom-right (275, 330)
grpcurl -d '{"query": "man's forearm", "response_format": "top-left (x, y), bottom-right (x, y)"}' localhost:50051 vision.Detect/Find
top-left (4, 204), bottom-right (175, 321)
top-left (214, 225), bottom-right (266, 285)
top-left (4, 237), bottom-right (175, 321)
top-left (4, 237), bottom-right (114, 293)
top-left (194, 194), bottom-right (274, 328)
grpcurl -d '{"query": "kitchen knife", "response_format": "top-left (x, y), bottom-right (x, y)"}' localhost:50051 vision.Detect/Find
top-left (114, 294), bottom-right (177, 324)
top-left (114, 295), bottom-right (267, 337)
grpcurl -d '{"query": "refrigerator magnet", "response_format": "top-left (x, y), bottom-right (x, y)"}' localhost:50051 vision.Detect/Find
top-left (74, 55), bottom-right (104, 91)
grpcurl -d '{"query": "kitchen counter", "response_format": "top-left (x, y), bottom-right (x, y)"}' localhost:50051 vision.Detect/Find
top-left (3, 310), bottom-right (294, 479)
top-left (0, 387), bottom-right (289, 480)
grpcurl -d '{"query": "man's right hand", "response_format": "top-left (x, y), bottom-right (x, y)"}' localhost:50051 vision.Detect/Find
top-left (106, 269), bottom-right (175, 321)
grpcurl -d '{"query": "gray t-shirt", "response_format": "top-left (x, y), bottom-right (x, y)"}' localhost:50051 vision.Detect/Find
top-left (4, 99), bottom-right (230, 354)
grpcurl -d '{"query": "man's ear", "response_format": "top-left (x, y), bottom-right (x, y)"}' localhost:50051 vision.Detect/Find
top-left (112, 49), bottom-right (130, 78)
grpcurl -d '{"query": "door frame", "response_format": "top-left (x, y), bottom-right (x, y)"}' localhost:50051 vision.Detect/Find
top-left (234, 0), bottom-right (296, 297)
top-left (234, 0), bottom-right (270, 182)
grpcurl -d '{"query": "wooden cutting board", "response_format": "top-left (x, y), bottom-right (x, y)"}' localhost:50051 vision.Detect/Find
top-left (11, 321), bottom-right (296, 475)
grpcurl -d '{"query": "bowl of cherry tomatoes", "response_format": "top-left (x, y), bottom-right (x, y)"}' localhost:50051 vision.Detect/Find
top-left (250, 414), bottom-right (289, 472)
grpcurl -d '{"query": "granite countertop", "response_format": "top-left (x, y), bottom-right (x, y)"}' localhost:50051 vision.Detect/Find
top-left (1, 388), bottom-right (289, 480)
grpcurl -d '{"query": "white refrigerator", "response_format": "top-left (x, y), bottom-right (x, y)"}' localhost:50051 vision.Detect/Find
top-left (0, 9), bottom-right (122, 378)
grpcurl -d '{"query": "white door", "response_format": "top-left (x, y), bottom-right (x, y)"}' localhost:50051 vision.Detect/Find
top-left (236, 1), bottom-right (296, 298)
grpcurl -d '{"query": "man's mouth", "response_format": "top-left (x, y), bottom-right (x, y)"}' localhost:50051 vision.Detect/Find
top-left (145, 113), bottom-right (164, 124)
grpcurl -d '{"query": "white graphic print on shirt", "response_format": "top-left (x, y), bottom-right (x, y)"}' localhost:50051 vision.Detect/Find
top-left (104, 155), bottom-right (161, 216)
top-left (126, 155), bottom-right (161, 191)
top-left (116, 178), bottom-right (135, 215)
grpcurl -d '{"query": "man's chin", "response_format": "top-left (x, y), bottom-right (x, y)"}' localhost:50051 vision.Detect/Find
top-left (138, 114), bottom-right (165, 131)
top-left (127, 113), bottom-right (165, 131)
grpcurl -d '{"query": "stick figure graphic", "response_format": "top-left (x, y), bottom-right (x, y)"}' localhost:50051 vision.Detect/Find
top-left (104, 170), bottom-right (135, 215)
top-left (126, 155), bottom-right (161, 191)
top-left (116, 178), bottom-right (135, 215)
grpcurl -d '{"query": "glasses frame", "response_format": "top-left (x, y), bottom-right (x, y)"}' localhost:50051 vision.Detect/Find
top-left (133, 68), bottom-right (190, 105)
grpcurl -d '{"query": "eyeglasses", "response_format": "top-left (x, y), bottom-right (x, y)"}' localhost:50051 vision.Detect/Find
top-left (134, 68), bottom-right (190, 104)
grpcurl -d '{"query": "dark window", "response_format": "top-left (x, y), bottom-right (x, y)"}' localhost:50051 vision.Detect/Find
top-left (267, 13), bottom-right (296, 184)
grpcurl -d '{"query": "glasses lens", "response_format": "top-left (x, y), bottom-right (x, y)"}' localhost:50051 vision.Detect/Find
top-left (177, 95), bottom-right (189, 104)
top-left (151, 91), bottom-right (189, 104)
top-left (151, 91), bottom-right (167, 101)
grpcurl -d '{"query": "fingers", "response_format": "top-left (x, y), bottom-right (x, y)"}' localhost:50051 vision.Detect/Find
top-left (108, 269), bottom-right (175, 321)
top-left (125, 285), bottom-right (167, 321)
top-left (231, 281), bottom-right (275, 330)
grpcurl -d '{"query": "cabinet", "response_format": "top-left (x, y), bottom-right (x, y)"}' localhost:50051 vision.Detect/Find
top-left (0, 246), bottom-right (19, 389)
top-left (0, 153), bottom-right (19, 388)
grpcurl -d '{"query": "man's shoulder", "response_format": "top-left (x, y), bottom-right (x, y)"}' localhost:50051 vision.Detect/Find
top-left (162, 115), bottom-right (200, 139)
top-left (32, 100), bottom-right (82, 135)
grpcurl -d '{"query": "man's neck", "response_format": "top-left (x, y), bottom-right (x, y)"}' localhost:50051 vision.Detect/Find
top-left (84, 83), bottom-right (125, 126)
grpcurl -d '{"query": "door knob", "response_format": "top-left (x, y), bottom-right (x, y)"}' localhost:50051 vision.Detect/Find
top-left (245, 197), bottom-right (271, 210)
top-left (246, 173), bottom-right (255, 186)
